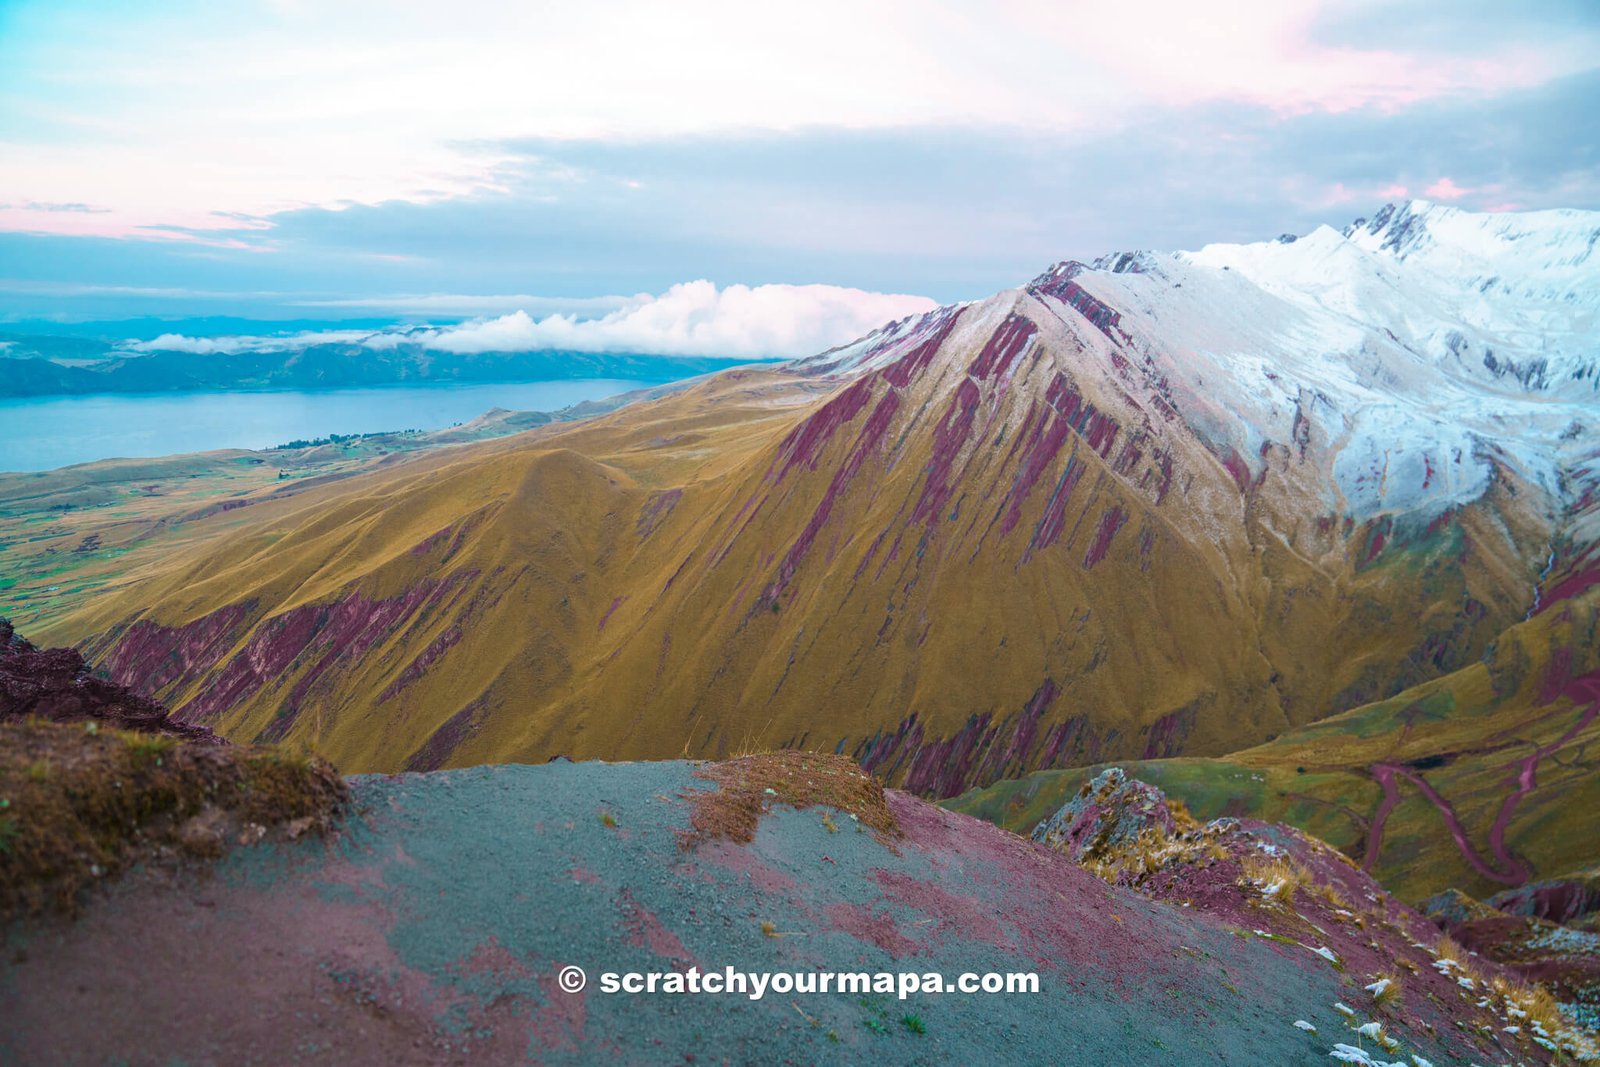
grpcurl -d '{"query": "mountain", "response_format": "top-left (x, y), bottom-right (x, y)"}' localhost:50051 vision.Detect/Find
top-left (947, 578), bottom-right (1600, 902)
top-left (27, 201), bottom-right (1597, 812)
top-left (941, 201), bottom-right (1600, 900)
top-left (0, 334), bottom-right (751, 397)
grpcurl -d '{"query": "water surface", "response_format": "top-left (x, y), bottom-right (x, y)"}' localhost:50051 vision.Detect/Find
top-left (0, 379), bottom-right (650, 472)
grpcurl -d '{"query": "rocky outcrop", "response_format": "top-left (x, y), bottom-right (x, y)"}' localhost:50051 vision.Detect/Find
top-left (1036, 769), bottom-right (1600, 1055)
top-left (1031, 766), bottom-right (1191, 866)
top-left (0, 618), bottom-right (220, 743)
top-left (1487, 870), bottom-right (1600, 929)
top-left (1426, 878), bottom-right (1600, 1023)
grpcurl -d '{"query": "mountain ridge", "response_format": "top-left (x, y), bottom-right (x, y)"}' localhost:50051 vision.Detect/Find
top-left (17, 204), bottom-right (1590, 825)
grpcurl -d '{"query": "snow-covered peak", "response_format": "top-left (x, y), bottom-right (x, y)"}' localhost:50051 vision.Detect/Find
top-left (1348, 199), bottom-right (1600, 274)
top-left (799, 203), bottom-right (1596, 525)
top-left (1347, 200), bottom-right (1600, 330)
top-left (1176, 201), bottom-right (1599, 397)
top-left (1194, 199), bottom-right (1600, 302)
top-left (1054, 202), bottom-right (1599, 521)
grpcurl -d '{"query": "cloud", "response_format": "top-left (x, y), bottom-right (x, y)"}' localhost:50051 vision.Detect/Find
top-left (1424, 177), bottom-right (1470, 199)
top-left (0, 201), bottom-right (113, 214)
top-left (4, 68), bottom-right (1598, 319)
top-left (128, 329), bottom-right (384, 354)
top-left (294, 293), bottom-right (635, 317)
top-left (115, 282), bottom-right (936, 359)
top-left (3, 0), bottom-right (1595, 240)
top-left (418, 282), bottom-right (937, 358)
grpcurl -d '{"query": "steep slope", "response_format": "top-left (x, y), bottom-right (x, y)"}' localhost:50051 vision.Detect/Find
top-left (3, 752), bottom-right (1586, 1065)
top-left (33, 202), bottom-right (1598, 801)
top-left (1, 617), bottom-right (218, 742)
top-left (947, 580), bottom-right (1600, 903)
top-left (0, 622), bottom-right (345, 919)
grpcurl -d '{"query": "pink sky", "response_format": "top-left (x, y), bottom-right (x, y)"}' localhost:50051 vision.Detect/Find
top-left (3, 0), bottom-right (1595, 241)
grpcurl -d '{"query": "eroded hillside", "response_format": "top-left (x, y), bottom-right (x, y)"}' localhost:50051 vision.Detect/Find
top-left (25, 203), bottom-right (1596, 806)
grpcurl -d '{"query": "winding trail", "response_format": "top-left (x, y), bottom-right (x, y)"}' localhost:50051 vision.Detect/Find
top-left (1365, 671), bottom-right (1600, 886)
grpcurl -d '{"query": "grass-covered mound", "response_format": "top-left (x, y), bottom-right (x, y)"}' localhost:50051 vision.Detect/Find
top-left (0, 718), bottom-right (346, 919)
top-left (682, 750), bottom-right (901, 846)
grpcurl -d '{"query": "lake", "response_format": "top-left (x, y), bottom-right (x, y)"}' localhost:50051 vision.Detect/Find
top-left (0, 379), bottom-right (653, 472)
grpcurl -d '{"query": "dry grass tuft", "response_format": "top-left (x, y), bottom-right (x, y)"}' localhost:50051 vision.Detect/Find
top-left (1239, 855), bottom-right (1306, 907)
top-left (1489, 974), bottom-right (1563, 1036)
top-left (1433, 934), bottom-right (1477, 977)
top-left (1366, 973), bottom-right (1402, 1011)
top-left (1434, 933), bottom-right (1465, 961)
top-left (1307, 878), bottom-right (1354, 912)
top-left (0, 718), bottom-right (347, 919)
top-left (1164, 797), bottom-right (1198, 826)
top-left (679, 750), bottom-right (900, 849)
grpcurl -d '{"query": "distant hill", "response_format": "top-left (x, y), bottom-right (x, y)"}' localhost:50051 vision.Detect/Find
top-left (0, 332), bottom-right (757, 397)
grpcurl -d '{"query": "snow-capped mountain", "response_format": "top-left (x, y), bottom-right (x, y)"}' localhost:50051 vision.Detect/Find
top-left (55, 202), bottom-right (1599, 806)
top-left (817, 200), bottom-right (1597, 522)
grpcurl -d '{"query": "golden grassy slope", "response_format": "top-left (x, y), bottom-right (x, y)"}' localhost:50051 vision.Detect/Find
top-left (32, 291), bottom-right (1556, 795)
top-left (947, 584), bottom-right (1600, 900)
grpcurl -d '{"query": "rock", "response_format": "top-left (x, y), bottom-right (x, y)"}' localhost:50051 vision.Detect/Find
top-left (177, 807), bottom-right (230, 857)
top-left (1422, 887), bottom-right (1500, 926)
top-left (1031, 767), bottom-right (1185, 864)
top-left (1486, 869), bottom-right (1600, 928)
top-left (1426, 882), bottom-right (1600, 1018)
top-left (0, 618), bottom-right (222, 744)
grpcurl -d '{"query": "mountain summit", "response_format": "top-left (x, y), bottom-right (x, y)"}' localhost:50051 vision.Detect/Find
top-left (38, 204), bottom-right (1595, 817)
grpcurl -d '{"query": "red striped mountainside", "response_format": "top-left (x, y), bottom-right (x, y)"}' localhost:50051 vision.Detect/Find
top-left (21, 203), bottom-right (1594, 812)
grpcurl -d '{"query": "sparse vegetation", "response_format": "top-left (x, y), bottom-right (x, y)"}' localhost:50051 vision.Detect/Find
top-left (679, 750), bottom-right (901, 849)
top-left (0, 718), bottom-right (347, 919)
top-left (270, 430), bottom-right (419, 451)
top-left (1365, 973), bottom-right (1401, 1011)
top-left (1240, 854), bottom-right (1306, 907)
top-left (1307, 878), bottom-right (1353, 912)
top-left (1432, 933), bottom-right (1480, 984)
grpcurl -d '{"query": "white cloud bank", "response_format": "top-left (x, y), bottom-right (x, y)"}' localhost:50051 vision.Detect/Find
top-left (127, 281), bottom-right (938, 361)
top-left (128, 329), bottom-right (381, 355)
top-left (416, 281), bottom-right (937, 359)
top-left (296, 293), bottom-right (638, 317)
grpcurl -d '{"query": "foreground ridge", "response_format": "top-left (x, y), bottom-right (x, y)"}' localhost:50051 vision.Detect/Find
top-left (4, 744), bottom-right (1592, 1064)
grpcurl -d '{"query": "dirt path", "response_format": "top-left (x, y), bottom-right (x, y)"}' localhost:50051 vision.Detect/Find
top-left (1366, 671), bottom-right (1600, 887)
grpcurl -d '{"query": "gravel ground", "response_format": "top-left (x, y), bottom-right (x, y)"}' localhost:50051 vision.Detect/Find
top-left (1, 758), bottom-right (1473, 1065)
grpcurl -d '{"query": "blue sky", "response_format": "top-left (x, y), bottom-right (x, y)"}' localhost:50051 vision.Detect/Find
top-left (1, 0), bottom-right (1597, 354)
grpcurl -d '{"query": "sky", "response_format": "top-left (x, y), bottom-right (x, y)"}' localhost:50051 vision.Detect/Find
top-left (1, 0), bottom-right (1597, 356)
